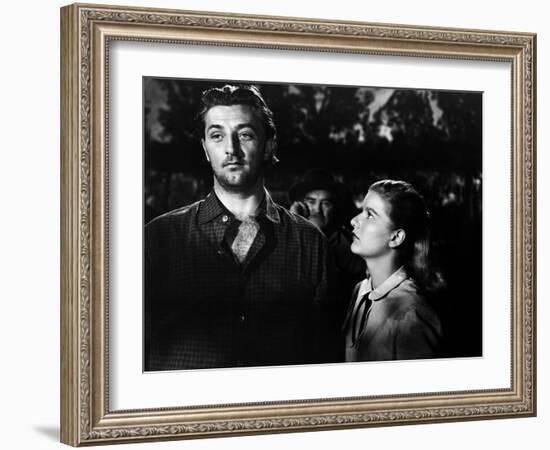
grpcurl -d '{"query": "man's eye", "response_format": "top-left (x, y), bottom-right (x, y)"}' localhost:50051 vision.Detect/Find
top-left (209, 133), bottom-right (223, 141)
top-left (239, 132), bottom-right (255, 141)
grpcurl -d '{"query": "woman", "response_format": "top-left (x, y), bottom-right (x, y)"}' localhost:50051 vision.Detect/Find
top-left (343, 179), bottom-right (443, 362)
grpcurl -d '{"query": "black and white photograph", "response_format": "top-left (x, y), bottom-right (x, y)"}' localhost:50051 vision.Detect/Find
top-left (143, 78), bottom-right (482, 371)
top-left (53, 1), bottom-right (538, 448)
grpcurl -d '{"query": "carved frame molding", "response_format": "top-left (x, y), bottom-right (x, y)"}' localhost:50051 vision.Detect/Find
top-left (61, 3), bottom-right (536, 446)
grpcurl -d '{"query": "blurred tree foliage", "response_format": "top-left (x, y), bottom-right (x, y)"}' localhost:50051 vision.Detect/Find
top-left (145, 79), bottom-right (481, 179)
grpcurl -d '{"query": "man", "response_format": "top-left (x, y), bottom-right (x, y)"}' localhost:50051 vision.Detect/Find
top-left (289, 168), bottom-right (366, 294)
top-left (145, 85), bottom-right (329, 371)
top-left (289, 169), bottom-right (366, 356)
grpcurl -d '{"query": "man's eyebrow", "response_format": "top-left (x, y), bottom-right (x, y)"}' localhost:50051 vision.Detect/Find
top-left (205, 124), bottom-right (223, 132)
top-left (205, 123), bottom-right (259, 132)
top-left (236, 123), bottom-right (259, 131)
top-left (305, 195), bottom-right (332, 202)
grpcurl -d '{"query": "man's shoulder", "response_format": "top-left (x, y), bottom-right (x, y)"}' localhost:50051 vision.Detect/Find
top-left (146, 200), bottom-right (202, 230)
top-left (275, 204), bottom-right (325, 238)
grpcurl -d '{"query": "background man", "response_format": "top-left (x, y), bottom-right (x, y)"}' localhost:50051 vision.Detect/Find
top-left (145, 85), bottom-right (330, 371)
top-left (289, 169), bottom-right (366, 356)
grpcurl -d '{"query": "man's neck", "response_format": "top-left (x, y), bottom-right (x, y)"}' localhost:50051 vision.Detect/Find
top-left (213, 181), bottom-right (265, 220)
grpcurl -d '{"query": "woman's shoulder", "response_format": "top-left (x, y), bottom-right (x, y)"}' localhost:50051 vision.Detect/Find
top-left (388, 276), bottom-right (419, 298)
top-left (385, 278), bottom-right (431, 313)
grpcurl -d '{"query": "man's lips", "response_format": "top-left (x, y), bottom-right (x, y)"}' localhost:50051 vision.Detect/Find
top-left (223, 161), bottom-right (245, 167)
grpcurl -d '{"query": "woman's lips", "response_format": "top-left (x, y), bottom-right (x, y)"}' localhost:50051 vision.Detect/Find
top-left (341, 227), bottom-right (358, 240)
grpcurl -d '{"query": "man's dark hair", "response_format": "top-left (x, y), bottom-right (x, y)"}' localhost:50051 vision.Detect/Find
top-left (197, 84), bottom-right (277, 144)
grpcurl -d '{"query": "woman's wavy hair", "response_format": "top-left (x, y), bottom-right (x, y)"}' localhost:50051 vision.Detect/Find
top-left (369, 179), bottom-right (444, 293)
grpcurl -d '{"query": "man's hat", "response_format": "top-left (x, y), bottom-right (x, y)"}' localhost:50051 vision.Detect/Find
top-left (288, 168), bottom-right (342, 203)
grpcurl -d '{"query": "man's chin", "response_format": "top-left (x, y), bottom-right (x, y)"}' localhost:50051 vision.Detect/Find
top-left (217, 175), bottom-right (256, 192)
top-left (309, 218), bottom-right (326, 230)
top-left (213, 166), bottom-right (265, 193)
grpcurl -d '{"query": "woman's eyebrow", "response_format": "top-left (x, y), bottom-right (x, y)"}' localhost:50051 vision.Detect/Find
top-left (365, 206), bottom-right (378, 216)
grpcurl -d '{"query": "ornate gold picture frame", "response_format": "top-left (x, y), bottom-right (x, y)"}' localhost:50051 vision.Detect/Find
top-left (60, 2), bottom-right (536, 446)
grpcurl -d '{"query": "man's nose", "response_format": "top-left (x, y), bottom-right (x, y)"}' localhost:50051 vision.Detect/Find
top-left (225, 134), bottom-right (240, 155)
top-left (310, 201), bottom-right (320, 214)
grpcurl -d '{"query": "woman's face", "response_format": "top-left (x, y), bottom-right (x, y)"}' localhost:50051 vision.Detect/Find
top-left (350, 190), bottom-right (396, 259)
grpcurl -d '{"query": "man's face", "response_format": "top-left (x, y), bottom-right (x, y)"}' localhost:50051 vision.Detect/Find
top-left (303, 189), bottom-right (334, 231)
top-left (201, 105), bottom-right (272, 193)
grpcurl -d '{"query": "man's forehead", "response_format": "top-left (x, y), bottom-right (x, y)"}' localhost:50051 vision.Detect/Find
top-left (204, 104), bottom-right (261, 125)
top-left (305, 189), bottom-right (333, 201)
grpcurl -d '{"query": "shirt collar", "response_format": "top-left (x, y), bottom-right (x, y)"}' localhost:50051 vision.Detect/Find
top-left (262, 189), bottom-right (281, 224)
top-left (198, 192), bottom-right (224, 224)
top-left (198, 189), bottom-right (280, 225)
top-left (356, 266), bottom-right (408, 301)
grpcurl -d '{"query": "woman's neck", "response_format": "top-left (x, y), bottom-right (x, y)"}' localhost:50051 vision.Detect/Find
top-left (365, 254), bottom-right (401, 289)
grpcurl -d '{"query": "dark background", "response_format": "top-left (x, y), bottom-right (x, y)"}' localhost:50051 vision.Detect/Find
top-left (144, 77), bottom-right (483, 359)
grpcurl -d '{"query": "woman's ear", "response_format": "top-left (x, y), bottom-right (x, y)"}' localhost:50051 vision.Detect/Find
top-left (389, 228), bottom-right (406, 249)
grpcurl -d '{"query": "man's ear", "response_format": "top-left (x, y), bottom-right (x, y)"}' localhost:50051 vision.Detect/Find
top-left (264, 138), bottom-right (275, 161)
top-left (389, 228), bottom-right (406, 249)
top-left (201, 139), bottom-right (210, 162)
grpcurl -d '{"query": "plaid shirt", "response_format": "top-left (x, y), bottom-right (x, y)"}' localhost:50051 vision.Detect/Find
top-left (145, 190), bottom-right (329, 371)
